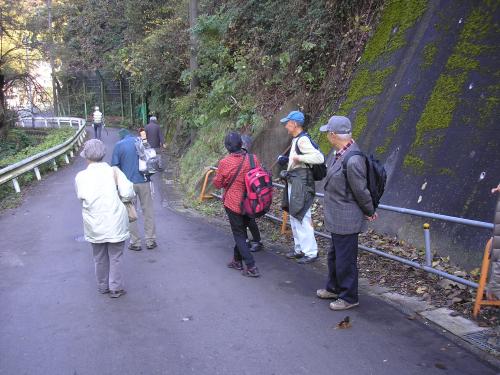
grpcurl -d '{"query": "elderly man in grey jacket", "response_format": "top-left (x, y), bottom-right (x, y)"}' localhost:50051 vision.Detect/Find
top-left (316, 115), bottom-right (377, 311)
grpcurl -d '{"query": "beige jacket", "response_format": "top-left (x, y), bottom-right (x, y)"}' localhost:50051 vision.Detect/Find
top-left (287, 136), bottom-right (324, 171)
top-left (75, 163), bottom-right (135, 243)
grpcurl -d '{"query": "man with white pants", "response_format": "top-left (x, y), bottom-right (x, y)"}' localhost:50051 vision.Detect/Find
top-left (279, 111), bottom-right (324, 264)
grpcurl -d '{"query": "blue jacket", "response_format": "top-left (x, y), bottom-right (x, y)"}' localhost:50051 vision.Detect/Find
top-left (111, 135), bottom-right (146, 184)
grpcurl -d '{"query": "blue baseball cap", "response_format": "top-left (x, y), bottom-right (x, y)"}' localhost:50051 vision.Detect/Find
top-left (280, 110), bottom-right (304, 125)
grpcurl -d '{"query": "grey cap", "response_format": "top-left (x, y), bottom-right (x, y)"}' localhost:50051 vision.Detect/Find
top-left (319, 115), bottom-right (352, 134)
top-left (150, 116), bottom-right (157, 122)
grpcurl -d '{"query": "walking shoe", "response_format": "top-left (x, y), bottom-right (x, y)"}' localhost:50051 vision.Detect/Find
top-left (98, 288), bottom-right (110, 294)
top-left (285, 251), bottom-right (304, 259)
top-left (316, 289), bottom-right (338, 299)
top-left (250, 241), bottom-right (263, 252)
top-left (146, 241), bottom-right (157, 250)
top-left (227, 259), bottom-right (243, 270)
top-left (109, 290), bottom-right (127, 298)
top-left (329, 299), bottom-right (359, 311)
top-left (242, 266), bottom-right (260, 277)
top-left (297, 255), bottom-right (318, 264)
top-left (128, 244), bottom-right (142, 251)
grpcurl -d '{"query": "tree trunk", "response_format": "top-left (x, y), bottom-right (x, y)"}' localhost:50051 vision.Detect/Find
top-left (189, 0), bottom-right (199, 91)
top-left (0, 70), bottom-right (7, 138)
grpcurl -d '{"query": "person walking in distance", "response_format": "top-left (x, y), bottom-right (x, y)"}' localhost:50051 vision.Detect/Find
top-left (145, 116), bottom-right (165, 152)
top-left (92, 106), bottom-right (103, 140)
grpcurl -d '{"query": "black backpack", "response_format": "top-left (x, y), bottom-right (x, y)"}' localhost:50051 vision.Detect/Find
top-left (295, 133), bottom-right (327, 181)
top-left (342, 151), bottom-right (387, 209)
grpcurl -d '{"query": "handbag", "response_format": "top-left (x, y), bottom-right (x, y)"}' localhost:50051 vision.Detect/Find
top-left (113, 168), bottom-right (138, 223)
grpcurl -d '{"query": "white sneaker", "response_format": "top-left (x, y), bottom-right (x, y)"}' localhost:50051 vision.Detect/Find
top-left (329, 299), bottom-right (359, 311)
top-left (316, 289), bottom-right (338, 299)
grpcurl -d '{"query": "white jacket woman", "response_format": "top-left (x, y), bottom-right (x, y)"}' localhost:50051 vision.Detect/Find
top-left (75, 139), bottom-right (135, 298)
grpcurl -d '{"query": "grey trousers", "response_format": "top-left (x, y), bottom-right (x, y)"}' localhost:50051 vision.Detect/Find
top-left (91, 241), bottom-right (125, 292)
top-left (130, 182), bottom-right (156, 246)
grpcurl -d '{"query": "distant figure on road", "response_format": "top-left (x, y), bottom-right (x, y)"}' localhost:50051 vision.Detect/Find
top-left (213, 131), bottom-right (261, 277)
top-left (279, 110), bottom-right (324, 264)
top-left (92, 106), bottom-right (103, 140)
top-left (145, 116), bottom-right (165, 151)
top-left (487, 184), bottom-right (500, 300)
top-left (112, 129), bottom-right (158, 251)
top-left (241, 134), bottom-right (263, 252)
top-left (75, 139), bottom-right (135, 298)
top-left (316, 116), bottom-right (377, 311)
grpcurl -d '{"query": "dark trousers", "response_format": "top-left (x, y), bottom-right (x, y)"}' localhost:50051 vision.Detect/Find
top-left (225, 207), bottom-right (255, 268)
top-left (247, 218), bottom-right (261, 242)
top-left (93, 123), bottom-right (102, 139)
top-left (326, 233), bottom-right (359, 304)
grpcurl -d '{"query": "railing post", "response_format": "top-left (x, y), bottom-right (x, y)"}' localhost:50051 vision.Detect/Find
top-left (34, 167), bottom-right (41, 181)
top-left (64, 154), bottom-right (70, 164)
top-left (281, 211), bottom-right (289, 234)
top-left (12, 178), bottom-right (21, 193)
top-left (69, 150), bottom-right (74, 158)
top-left (52, 159), bottom-right (58, 171)
top-left (44, 119), bottom-right (48, 127)
top-left (199, 169), bottom-right (215, 202)
top-left (423, 223), bottom-right (432, 267)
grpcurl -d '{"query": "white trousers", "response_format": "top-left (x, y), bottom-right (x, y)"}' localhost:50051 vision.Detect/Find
top-left (288, 186), bottom-right (318, 257)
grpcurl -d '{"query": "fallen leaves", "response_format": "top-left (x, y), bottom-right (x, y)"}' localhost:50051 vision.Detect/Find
top-left (335, 316), bottom-right (352, 329)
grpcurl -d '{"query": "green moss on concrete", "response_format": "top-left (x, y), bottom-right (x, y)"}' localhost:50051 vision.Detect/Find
top-left (401, 94), bottom-right (415, 112)
top-left (413, 72), bottom-right (466, 147)
top-left (351, 99), bottom-right (376, 139)
top-left (403, 154), bottom-right (425, 174)
top-left (422, 43), bottom-right (437, 68)
top-left (363, 0), bottom-right (428, 63)
top-left (339, 67), bottom-right (394, 114)
top-left (410, 5), bottom-right (493, 154)
top-left (438, 168), bottom-right (454, 176)
top-left (478, 84), bottom-right (500, 128)
top-left (446, 9), bottom-right (491, 71)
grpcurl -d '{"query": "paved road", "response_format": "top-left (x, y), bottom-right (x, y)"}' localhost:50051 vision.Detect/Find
top-left (0, 128), bottom-right (496, 375)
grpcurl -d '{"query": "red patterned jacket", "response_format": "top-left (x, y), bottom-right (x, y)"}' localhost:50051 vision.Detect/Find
top-left (213, 151), bottom-right (261, 214)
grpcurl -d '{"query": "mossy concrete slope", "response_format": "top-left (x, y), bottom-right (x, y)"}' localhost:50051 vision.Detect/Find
top-left (323, 0), bottom-right (499, 268)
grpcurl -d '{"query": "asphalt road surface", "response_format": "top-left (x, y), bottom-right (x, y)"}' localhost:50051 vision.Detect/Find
top-left (0, 127), bottom-right (497, 375)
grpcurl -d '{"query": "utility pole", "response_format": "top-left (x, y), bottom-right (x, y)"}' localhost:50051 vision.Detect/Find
top-left (189, 0), bottom-right (199, 91)
top-left (47, 0), bottom-right (58, 116)
top-left (22, 35), bottom-right (35, 128)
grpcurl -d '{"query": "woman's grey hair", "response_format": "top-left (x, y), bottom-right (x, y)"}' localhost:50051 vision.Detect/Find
top-left (80, 139), bottom-right (106, 162)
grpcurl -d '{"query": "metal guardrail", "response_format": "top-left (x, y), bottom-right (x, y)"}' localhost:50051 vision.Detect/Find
top-left (16, 116), bottom-right (85, 128)
top-left (0, 117), bottom-right (87, 192)
top-left (199, 166), bottom-right (492, 289)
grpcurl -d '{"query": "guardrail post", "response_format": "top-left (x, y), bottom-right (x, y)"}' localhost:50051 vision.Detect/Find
top-left (52, 159), bottom-right (58, 171)
top-left (34, 167), bottom-right (41, 181)
top-left (423, 223), bottom-right (432, 267)
top-left (64, 154), bottom-right (70, 164)
top-left (69, 150), bottom-right (74, 158)
top-left (44, 119), bottom-right (48, 127)
top-left (12, 178), bottom-right (21, 193)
